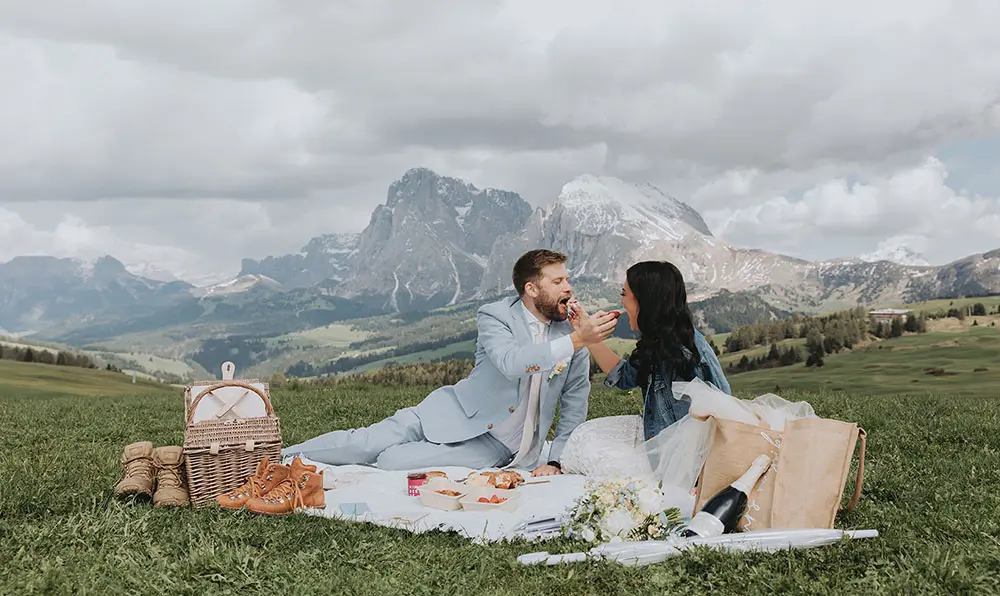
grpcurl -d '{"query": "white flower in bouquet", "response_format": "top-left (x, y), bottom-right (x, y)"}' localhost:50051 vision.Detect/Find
top-left (636, 487), bottom-right (663, 516)
top-left (599, 508), bottom-right (639, 539)
top-left (594, 485), bottom-right (618, 510)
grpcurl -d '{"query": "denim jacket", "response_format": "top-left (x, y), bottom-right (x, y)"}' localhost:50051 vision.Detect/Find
top-left (604, 328), bottom-right (731, 440)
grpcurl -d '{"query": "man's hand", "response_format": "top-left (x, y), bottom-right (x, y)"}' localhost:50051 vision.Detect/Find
top-left (531, 464), bottom-right (562, 477)
top-left (570, 309), bottom-right (619, 351)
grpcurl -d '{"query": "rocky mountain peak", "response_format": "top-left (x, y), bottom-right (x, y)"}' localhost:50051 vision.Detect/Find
top-left (386, 167), bottom-right (477, 210)
top-left (0, 254), bottom-right (192, 334)
top-left (345, 168), bottom-right (533, 309)
top-left (91, 255), bottom-right (128, 277)
top-left (238, 168), bottom-right (533, 311)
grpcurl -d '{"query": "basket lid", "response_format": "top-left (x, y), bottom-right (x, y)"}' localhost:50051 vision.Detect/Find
top-left (185, 362), bottom-right (273, 424)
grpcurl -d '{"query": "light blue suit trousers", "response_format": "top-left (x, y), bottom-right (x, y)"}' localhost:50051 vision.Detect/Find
top-left (281, 406), bottom-right (514, 470)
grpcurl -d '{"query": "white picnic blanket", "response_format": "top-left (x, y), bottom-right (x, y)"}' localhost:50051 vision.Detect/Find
top-left (295, 458), bottom-right (588, 544)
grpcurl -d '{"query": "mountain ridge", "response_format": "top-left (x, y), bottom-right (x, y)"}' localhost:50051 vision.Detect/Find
top-left (4, 168), bottom-right (1000, 347)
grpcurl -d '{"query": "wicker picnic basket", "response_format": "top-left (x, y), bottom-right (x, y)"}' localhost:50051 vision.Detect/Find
top-left (182, 362), bottom-right (282, 507)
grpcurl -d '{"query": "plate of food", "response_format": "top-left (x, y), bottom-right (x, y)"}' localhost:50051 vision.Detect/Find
top-left (419, 477), bottom-right (468, 511)
top-left (458, 487), bottom-right (521, 512)
top-left (463, 469), bottom-right (525, 490)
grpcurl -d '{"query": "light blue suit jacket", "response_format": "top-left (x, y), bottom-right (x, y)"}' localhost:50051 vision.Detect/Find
top-left (414, 296), bottom-right (591, 464)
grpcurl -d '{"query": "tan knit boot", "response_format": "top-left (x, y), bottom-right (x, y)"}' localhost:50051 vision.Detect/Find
top-left (152, 446), bottom-right (190, 507)
top-left (114, 441), bottom-right (155, 499)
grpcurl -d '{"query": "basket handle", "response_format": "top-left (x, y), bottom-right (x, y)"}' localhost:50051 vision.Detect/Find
top-left (186, 380), bottom-right (274, 425)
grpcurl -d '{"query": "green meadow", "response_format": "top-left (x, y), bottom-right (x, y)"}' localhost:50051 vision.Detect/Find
top-left (2, 345), bottom-right (999, 594)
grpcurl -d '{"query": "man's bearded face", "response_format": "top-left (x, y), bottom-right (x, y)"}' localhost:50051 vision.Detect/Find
top-left (536, 286), bottom-right (569, 322)
top-left (531, 263), bottom-right (573, 322)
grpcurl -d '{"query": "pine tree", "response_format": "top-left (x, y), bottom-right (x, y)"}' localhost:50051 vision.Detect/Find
top-left (805, 329), bottom-right (825, 367)
top-left (890, 316), bottom-right (903, 338)
top-left (823, 320), bottom-right (845, 353)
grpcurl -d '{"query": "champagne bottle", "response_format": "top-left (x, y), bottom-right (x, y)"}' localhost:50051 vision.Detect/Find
top-left (681, 454), bottom-right (772, 538)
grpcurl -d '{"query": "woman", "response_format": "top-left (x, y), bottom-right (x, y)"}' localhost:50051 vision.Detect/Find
top-left (570, 260), bottom-right (731, 441)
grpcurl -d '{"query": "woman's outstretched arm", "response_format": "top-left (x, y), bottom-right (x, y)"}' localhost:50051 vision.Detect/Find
top-left (588, 340), bottom-right (623, 374)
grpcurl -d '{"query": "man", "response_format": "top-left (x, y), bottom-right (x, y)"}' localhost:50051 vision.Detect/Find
top-left (281, 249), bottom-right (620, 477)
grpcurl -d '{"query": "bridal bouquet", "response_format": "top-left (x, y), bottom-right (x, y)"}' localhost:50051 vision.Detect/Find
top-left (562, 477), bottom-right (685, 543)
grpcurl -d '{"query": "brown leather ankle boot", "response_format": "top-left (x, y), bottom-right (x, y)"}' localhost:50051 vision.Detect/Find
top-left (114, 441), bottom-right (155, 499)
top-left (246, 457), bottom-right (325, 515)
top-left (216, 456), bottom-right (291, 510)
top-left (152, 446), bottom-right (190, 507)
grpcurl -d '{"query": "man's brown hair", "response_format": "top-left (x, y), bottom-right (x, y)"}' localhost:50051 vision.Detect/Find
top-left (512, 249), bottom-right (568, 296)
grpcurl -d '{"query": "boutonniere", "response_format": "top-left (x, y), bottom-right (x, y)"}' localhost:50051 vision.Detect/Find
top-left (549, 358), bottom-right (571, 380)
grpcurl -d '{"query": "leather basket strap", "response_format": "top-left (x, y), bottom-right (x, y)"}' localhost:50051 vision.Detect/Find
top-left (844, 427), bottom-right (867, 512)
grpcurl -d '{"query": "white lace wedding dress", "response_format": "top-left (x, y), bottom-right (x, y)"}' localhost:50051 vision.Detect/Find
top-left (559, 415), bottom-right (648, 478)
top-left (558, 378), bottom-right (818, 516)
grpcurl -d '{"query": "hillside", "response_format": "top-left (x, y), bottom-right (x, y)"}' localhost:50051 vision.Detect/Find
top-left (0, 359), bottom-right (174, 397)
top-left (0, 334), bottom-right (208, 383)
top-left (725, 315), bottom-right (1000, 397)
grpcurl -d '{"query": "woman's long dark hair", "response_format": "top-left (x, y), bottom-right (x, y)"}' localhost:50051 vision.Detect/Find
top-left (626, 261), bottom-right (701, 389)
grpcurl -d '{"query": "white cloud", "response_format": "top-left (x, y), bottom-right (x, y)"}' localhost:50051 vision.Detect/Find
top-left (0, 207), bottom-right (211, 278)
top-left (0, 1), bottom-right (999, 278)
top-left (705, 157), bottom-right (1000, 264)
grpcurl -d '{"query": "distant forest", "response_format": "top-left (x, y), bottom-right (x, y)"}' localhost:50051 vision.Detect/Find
top-left (0, 344), bottom-right (120, 372)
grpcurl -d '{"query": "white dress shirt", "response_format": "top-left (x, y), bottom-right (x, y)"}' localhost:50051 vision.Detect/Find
top-left (489, 301), bottom-right (575, 458)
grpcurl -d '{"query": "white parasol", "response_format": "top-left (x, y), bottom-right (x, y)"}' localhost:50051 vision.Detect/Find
top-left (517, 528), bottom-right (879, 567)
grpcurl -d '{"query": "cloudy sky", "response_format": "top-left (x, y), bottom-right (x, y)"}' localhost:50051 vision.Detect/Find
top-left (2, 0), bottom-right (1000, 283)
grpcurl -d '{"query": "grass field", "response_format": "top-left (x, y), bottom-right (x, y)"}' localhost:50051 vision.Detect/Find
top-left (2, 361), bottom-right (999, 594)
top-left (0, 359), bottom-right (174, 398)
top-left (1, 334), bottom-right (205, 383)
top-left (728, 323), bottom-right (1000, 397)
top-left (349, 340), bottom-right (478, 373)
top-left (719, 337), bottom-right (808, 366)
top-left (886, 295), bottom-right (1000, 314)
top-left (275, 323), bottom-right (370, 348)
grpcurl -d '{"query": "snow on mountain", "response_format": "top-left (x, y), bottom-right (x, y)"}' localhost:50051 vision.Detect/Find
top-left (556, 175), bottom-right (714, 239)
top-left (184, 270), bottom-right (241, 287)
top-left (192, 274), bottom-right (283, 297)
top-left (314, 233), bottom-right (361, 258)
top-left (859, 237), bottom-right (931, 267)
top-left (478, 175), bottom-right (804, 299)
top-left (74, 256), bottom-right (101, 281)
top-left (124, 262), bottom-right (182, 283)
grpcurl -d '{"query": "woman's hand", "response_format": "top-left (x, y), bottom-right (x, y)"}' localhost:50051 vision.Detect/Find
top-left (567, 298), bottom-right (587, 330)
top-left (569, 306), bottom-right (620, 351)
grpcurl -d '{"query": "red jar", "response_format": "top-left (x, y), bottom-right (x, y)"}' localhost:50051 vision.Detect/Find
top-left (407, 472), bottom-right (428, 496)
